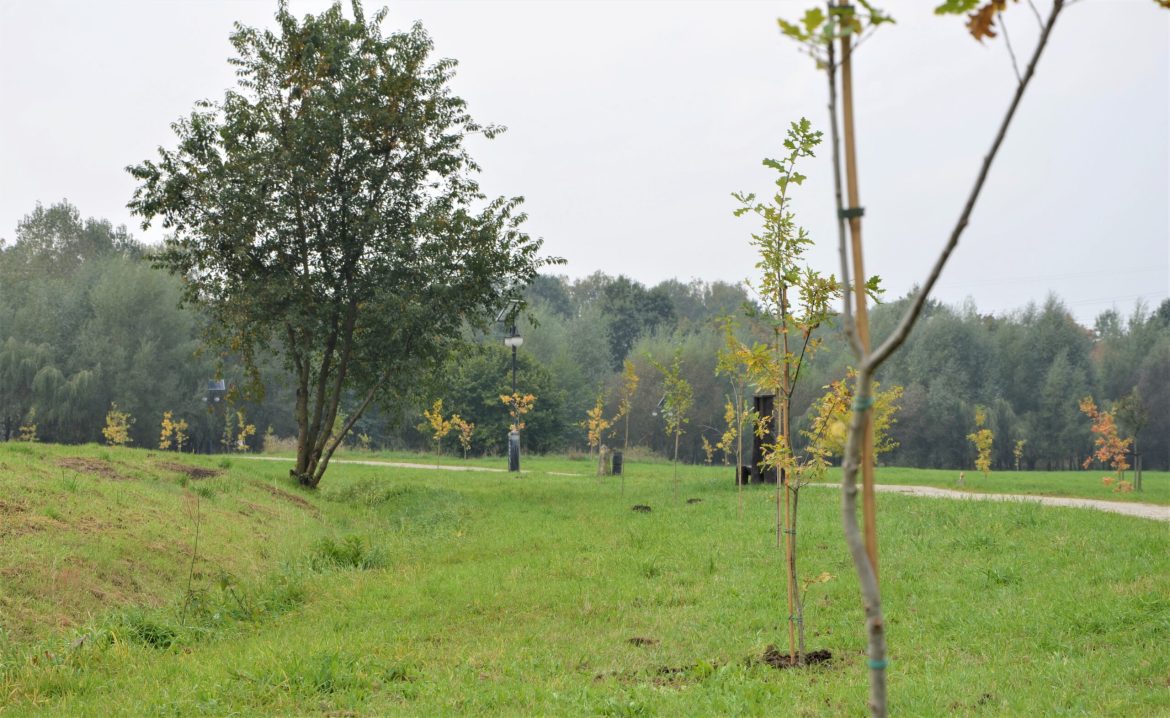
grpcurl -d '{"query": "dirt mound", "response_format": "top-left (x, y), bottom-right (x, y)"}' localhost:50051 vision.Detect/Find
top-left (57, 457), bottom-right (129, 481)
top-left (760, 645), bottom-right (832, 669)
top-left (158, 461), bottom-right (223, 480)
top-left (631, 504), bottom-right (651, 513)
top-left (253, 481), bottom-right (319, 514)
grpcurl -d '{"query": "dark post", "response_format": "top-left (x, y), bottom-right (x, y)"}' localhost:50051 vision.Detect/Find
top-left (508, 431), bottom-right (520, 472)
top-left (612, 450), bottom-right (623, 476)
top-left (751, 393), bottom-right (778, 484)
top-left (502, 319), bottom-right (523, 473)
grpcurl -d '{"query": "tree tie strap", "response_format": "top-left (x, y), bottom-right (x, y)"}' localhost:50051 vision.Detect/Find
top-left (839, 206), bottom-right (865, 220)
top-left (867, 658), bottom-right (888, 670)
top-left (852, 395), bottom-right (875, 412)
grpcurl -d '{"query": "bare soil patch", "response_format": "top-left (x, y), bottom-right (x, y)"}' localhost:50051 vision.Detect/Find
top-left (627, 636), bottom-right (658, 647)
top-left (56, 457), bottom-right (129, 481)
top-left (686, 498), bottom-right (703, 504)
top-left (0, 498), bottom-right (29, 515)
top-left (158, 461), bottom-right (223, 480)
top-left (759, 645), bottom-right (832, 670)
top-left (631, 504), bottom-right (652, 513)
top-left (253, 481), bottom-right (319, 514)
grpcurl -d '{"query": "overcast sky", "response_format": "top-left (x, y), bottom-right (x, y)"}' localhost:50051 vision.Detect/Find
top-left (1, 0), bottom-right (1166, 326)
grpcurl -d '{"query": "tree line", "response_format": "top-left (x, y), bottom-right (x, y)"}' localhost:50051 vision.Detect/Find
top-left (2, 201), bottom-right (1166, 471)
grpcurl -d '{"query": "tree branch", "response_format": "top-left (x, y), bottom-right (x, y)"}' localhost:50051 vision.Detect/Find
top-left (867, 0), bottom-right (1064, 372)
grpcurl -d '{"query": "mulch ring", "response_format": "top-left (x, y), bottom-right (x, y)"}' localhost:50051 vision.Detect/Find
top-left (56, 457), bottom-right (130, 481)
top-left (252, 481), bottom-right (319, 515)
top-left (758, 645), bottom-right (832, 670)
top-left (157, 461), bottom-right (223, 480)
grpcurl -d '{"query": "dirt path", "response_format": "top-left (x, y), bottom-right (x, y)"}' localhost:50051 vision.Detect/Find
top-left (239, 455), bottom-right (507, 473)
top-left (237, 456), bottom-right (1166, 522)
top-left (237, 456), bottom-right (587, 477)
top-left (820, 483), bottom-right (1170, 523)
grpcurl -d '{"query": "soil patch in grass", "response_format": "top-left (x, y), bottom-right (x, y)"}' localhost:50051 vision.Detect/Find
top-left (253, 481), bottom-right (319, 514)
top-left (627, 636), bottom-right (658, 647)
top-left (759, 645), bottom-right (832, 669)
top-left (631, 504), bottom-right (652, 513)
top-left (686, 498), bottom-right (703, 504)
top-left (57, 457), bottom-right (129, 481)
top-left (158, 461), bottom-right (223, 480)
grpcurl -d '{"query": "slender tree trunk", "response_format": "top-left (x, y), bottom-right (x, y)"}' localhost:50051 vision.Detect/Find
top-left (792, 487), bottom-right (805, 660)
top-left (736, 391), bottom-right (744, 519)
top-left (673, 431), bottom-right (680, 499)
top-left (824, 4), bottom-right (1064, 714)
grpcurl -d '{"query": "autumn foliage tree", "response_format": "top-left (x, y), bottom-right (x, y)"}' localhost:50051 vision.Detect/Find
top-left (1079, 396), bottom-right (1132, 483)
top-left (966, 406), bottom-right (994, 478)
top-left (129, 2), bottom-right (553, 488)
top-left (583, 393), bottom-right (613, 476)
top-left (651, 351), bottom-right (693, 497)
top-left (422, 399), bottom-right (455, 464)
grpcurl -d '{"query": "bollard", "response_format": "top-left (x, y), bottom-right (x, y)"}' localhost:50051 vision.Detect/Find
top-left (612, 450), bottom-right (623, 476)
top-left (508, 431), bottom-right (520, 472)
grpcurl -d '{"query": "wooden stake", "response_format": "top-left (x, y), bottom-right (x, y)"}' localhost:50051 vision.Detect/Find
top-left (839, 10), bottom-right (879, 581)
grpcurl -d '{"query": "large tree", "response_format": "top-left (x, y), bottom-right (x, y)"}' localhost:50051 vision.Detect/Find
top-left (129, 1), bottom-right (552, 487)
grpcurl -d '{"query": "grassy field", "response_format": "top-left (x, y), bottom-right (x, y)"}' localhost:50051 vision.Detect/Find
top-left (324, 448), bottom-right (1170, 505)
top-left (2, 443), bottom-right (1169, 716)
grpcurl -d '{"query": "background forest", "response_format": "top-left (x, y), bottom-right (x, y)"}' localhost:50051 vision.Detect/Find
top-left (3, 200), bottom-right (1167, 471)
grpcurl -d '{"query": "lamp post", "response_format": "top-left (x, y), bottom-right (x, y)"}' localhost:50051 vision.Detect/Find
top-left (203, 379), bottom-right (226, 454)
top-left (503, 324), bottom-right (523, 472)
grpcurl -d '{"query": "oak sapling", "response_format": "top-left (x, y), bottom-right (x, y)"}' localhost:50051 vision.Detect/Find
top-left (583, 393), bottom-right (614, 476)
top-left (651, 351), bottom-right (693, 499)
top-left (967, 406), bottom-right (994, 479)
top-left (451, 415), bottom-right (475, 459)
top-left (422, 399), bottom-right (455, 467)
top-left (732, 117), bottom-right (845, 666)
top-left (102, 403), bottom-right (134, 447)
top-left (775, 0), bottom-right (1123, 713)
top-left (1079, 396), bottom-right (1132, 487)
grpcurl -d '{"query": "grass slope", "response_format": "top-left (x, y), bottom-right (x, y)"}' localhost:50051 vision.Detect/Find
top-left (1, 446), bottom-right (1168, 716)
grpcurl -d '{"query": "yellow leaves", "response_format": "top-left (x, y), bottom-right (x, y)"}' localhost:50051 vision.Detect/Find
top-left (804, 370), bottom-right (902, 460)
top-left (500, 392), bottom-right (536, 433)
top-left (583, 395), bottom-right (613, 450)
top-left (701, 436), bottom-right (716, 465)
top-left (102, 402), bottom-right (134, 447)
top-left (802, 571), bottom-right (834, 591)
top-left (159, 410), bottom-right (190, 451)
top-left (616, 360), bottom-right (639, 420)
top-left (451, 415), bottom-right (475, 456)
top-left (235, 410), bottom-right (256, 452)
top-left (423, 399), bottom-right (455, 442)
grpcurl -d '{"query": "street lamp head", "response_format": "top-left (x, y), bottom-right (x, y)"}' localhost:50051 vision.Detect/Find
top-left (503, 335), bottom-right (524, 348)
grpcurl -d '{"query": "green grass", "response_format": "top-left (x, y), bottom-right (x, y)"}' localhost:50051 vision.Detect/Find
top-left (2, 445), bottom-right (1168, 715)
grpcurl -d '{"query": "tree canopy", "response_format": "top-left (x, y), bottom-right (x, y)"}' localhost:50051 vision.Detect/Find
top-left (127, 1), bottom-right (553, 486)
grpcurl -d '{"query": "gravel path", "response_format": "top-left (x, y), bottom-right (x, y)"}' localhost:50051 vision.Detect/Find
top-left (239, 456), bottom-right (1167, 522)
top-left (239, 455), bottom-right (506, 472)
top-left (831, 483), bottom-right (1170, 523)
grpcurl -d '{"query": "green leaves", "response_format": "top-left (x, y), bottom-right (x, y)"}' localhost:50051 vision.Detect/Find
top-left (778, 1), bottom-right (894, 67)
top-left (128, 1), bottom-right (557, 486)
top-left (933, 0), bottom-right (982, 14)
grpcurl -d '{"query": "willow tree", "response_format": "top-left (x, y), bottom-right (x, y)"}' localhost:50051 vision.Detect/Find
top-left (129, 1), bottom-right (552, 487)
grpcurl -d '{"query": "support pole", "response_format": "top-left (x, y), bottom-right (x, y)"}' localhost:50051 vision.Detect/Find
top-left (839, 7), bottom-right (879, 581)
